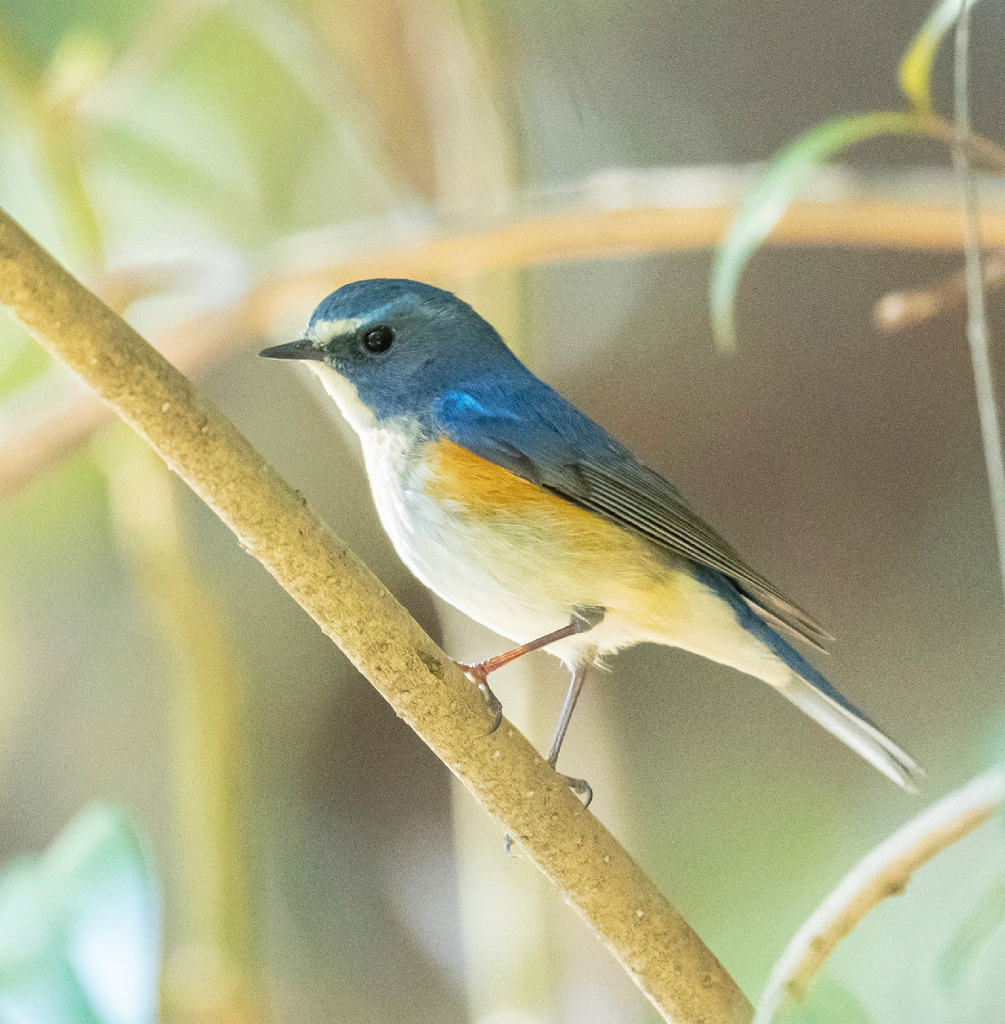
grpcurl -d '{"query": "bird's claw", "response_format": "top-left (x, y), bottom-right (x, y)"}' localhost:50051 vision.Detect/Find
top-left (560, 773), bottom-right (593, 808)
top-left (459, 662), bottom-right (503, 733)
top-left (481, 683), bottom-right (503, 733)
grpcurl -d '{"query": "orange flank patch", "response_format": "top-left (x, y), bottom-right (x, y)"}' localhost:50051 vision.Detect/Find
top-left (421, 438), bottom-right (621, 549)
top-left (421, 438), bottom-right (684, 626)
top-left (423, 438), bottom-right (570, 517)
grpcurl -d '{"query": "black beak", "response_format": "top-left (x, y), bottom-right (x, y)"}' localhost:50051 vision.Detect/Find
top-left (259, 337), bottom-right (325, 361)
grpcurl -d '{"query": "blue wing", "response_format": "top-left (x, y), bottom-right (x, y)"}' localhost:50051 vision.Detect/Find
top-left (432, 375), bottom-right (831, 649)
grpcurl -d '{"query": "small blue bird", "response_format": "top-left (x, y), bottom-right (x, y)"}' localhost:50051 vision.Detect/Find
top-left (261, 278), bottom-right (921, 799)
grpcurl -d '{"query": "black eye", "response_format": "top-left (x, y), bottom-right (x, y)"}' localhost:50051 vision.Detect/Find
top-left (362, 325), bottom-right (394, 354)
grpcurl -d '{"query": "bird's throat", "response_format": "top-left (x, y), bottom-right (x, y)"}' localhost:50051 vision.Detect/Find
top-left (308, 363), bottom-right (378, 434)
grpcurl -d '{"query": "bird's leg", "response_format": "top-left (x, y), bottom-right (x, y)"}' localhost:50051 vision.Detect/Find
top-left (461, 608), bottom-right (602, 678)
top-left (546, 661), bottom-right (593, 806)
top-left (459, 605), bottom-right (605, 734)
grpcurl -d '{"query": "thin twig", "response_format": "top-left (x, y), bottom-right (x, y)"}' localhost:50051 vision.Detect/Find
top-left (871, 107), bottom-right (1005, 334)
top-left (754, 769), bottom-right (1005, 1024)
top-left (0, 206), bottom-right (753, 1024)
top-left (875, 249), bottom-right (1005, 332)
top-left (951, 0), bottom-right (1005, 614)
top-left (926, 114), bottom-right (1005, 173)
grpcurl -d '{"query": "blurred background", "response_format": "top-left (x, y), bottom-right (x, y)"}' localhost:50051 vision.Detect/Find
top-left (1, 1), bottom-right (1004, 1022)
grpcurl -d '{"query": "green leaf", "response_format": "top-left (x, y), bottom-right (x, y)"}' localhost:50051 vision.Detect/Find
top-left (710, 111), bottom-right (927, 350)
top-left (0, 804), bottom-right (161, 1024)
top-left (899, 0), bottom-right (982, 114)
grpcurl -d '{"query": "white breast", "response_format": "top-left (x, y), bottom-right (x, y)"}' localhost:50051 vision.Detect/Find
top-left (304, 366), bottom-right (443, 564)
top-left (305, 364), bottom-right (778, 677)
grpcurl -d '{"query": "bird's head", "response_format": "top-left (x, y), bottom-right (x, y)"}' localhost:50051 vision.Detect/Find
top-left (260, 278), bottom-right (517, 433)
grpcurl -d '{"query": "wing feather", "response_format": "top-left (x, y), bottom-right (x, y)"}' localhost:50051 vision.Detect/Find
top-left (432, 382), bottom-right (833, 650)
top-left (563, 460), bottom-right (833, 649)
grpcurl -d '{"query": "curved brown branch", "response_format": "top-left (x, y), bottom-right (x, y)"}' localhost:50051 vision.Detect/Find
top-left (0, 206), bottom-right (753, 1023)
top-left (4, 166), bottom-right (1005, 501)
top-left (924, 115), bottom-right (1005, 174)
top-left (754, 769), bottom-right (1005, 1024)
top-left (875, 250), bottom-right (1005, 331)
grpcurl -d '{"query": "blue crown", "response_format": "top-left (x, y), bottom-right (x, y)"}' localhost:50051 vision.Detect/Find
top-left (309, 279), bottom-right (462, 327)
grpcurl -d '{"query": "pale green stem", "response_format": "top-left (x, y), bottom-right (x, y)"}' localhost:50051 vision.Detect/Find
top-left (951, 2), bottom-right (1005, 615)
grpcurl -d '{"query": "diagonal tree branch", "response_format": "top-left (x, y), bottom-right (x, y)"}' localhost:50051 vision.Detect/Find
top-left (0, 205), bottom-right (753, 1024)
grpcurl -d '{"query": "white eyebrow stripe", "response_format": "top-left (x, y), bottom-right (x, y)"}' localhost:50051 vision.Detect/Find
top-left (307, 317), bottom-right (362, 345)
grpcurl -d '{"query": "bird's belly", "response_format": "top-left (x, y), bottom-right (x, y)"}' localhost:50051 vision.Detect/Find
top-left (360, 432), bottom-right (695, 658)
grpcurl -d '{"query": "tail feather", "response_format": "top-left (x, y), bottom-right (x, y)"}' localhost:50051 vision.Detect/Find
top-left (778, 674), bottom-right (922, 791)
top-left (694, 566), bottom-right (923, 791)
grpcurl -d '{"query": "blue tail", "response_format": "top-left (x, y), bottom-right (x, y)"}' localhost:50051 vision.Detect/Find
top-left (694, 566), bottom-right (922, 790)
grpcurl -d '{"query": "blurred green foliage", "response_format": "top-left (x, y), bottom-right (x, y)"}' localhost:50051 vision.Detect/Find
top-left (0, 804), bottom-right (159, 1024)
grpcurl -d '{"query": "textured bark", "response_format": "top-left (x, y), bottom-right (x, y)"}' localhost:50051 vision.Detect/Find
top-left (0, 205), bottom-right (753, 1024)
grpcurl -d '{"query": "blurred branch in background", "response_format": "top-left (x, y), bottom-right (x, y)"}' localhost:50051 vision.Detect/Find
top-left (0, 587), bottom-right (28, 772)
top-left (875, 248), bottom-right (1005, 331)
top-left (3, 163), bottom-right (1004, 503)
top-left (0, 206), bottom-right (754, 1024)
top-left (98, 431), bottom-right (263, 1024)
top-left (300, 0), bottom-right (438, 202)
top-left (405, 0), bottom-right (514, 216)
top-left (754, 769), bottom-right (1005, 1024)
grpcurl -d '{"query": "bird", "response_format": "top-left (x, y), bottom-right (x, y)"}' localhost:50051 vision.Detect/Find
top-left (261, 278), bottom-right (922, 801)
